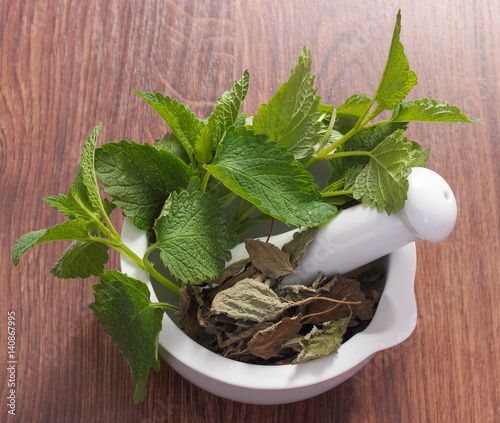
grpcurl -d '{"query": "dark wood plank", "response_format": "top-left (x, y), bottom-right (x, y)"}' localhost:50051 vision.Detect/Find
top-left (1, 0), bottom-right (499, 422)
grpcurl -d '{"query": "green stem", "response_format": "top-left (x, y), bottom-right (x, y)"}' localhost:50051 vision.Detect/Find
top-left (360, 103), bottom-right (385, 128)
top-left (303, 124), bottom-right (359, 168)
top-left (322, 99), bottom-right (373, 152)
top-left (234, 214), bottom-right (272, 234)
top-left (101, 211), bottom-right (121, 241)
top-left (235, 197), bottom-right (246, 221)
top-left (231, 202), bottom-right (258, 230)
top-left (321, 189), bottom-right (354, 197)
top-left (320, 178), bottom-right (346, 194)
top-left (321, 150), bottom-right (372, 161)
top-left (152, 302), bottom-right (179, 312)
top-left (306, 98), bottom-right (384, 168)
top-left (75, 196), bottom-right (118, 242)
top-left (92, 237), bottom-right (148, 271)
top-left (238, 204), bottom-right (258, 224)
top-left (143, 243), bottom-right (181, 295)
top-left (318, 110), bottom-right (337, 152)
top-left (302, 154), bottom-right (319, 168)
top-left (200, 169), bottom-right (211, 194)
top-left (363, 118), bottom-right (394, 129)
top-left (99, 237), bottom-right (181, 296)
top-left (183, 148), bottom-right (196, 168)
top-left (92, 219), bottom-right (116, 241)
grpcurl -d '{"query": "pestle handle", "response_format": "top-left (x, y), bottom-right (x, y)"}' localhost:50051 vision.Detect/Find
top-left (280, 167), bottom-right (457, 285)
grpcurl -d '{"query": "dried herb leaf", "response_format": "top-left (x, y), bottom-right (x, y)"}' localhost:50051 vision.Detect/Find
top-left (282, 285), bottom-right (317, 302)
top-left (245, 238), bottom-right (296, 279)
top-left (301, 274), bottom-right (375, 325)
top-left (293, 317), bottom-right (349, 364)
top-left (247, 315), bottom-right (302, 360)
top-left (181, 238), bottom-right (382, 365)
top-left (311, 272), bottom-right (328, 289)
top-left (218, 322), bottom-right (274, 358)
top-left (221, 258), bottom-right (252, 280)
top-left (205, 262), bottom-right (258, 304)
top-left (281, 228), bottom-right (317, 267)
top-left (210, 278), bottom-right (290, 323)
top-left (321, 276), bottom-right (375, 322)
top-left (175, 283), bottom-right (205, 343)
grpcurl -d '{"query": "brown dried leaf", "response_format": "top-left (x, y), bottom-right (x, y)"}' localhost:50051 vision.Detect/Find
top-left (175, 283), bottom-right (206, 343)
top-left (301, 274), bottom-right (375, 325)
top-left (219, 322), bottom-right (273, 349)
top-left (282, 284), bottom-right (317, 302)
top-left (367, 289), bottom-right (381, 303)
top-left (356, 266), bottom-right (384, 283)
top-left (311, 272), bottom-right (328, 289)
top-left (245, 238), bottom-right (296, 278)
top-left (221, 258), bottom-right (252, 280)
top-left (281, 335), bottom-right (304, 352)
top-left (311, 271), bottom-right (327, 289)
top-left (206, 262), bottom-right (258, 304)
top-left (247, 315), bottom-right (303, 360)
top-left (281, 227), bottom-right (317, 267)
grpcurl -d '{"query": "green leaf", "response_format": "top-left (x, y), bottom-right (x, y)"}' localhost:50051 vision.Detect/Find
top-left (95, 140), bottom-right (195, 231)
top-left (329, 122), bottom-right (407, 180)
top-left (205, 128), bottom-right (337, 227)
top-left (133, 91), bottom-right (204, 161)
top-left (234, 113), bottom-right (248, 128)
top-left (320, 166), bottom-right (361, 204)
top-left (390, 98), bottom-right (482, 123)
top-left (154, 132), bottom-right (191, 163)
top-left (352, 130), bottom-right (414, 214)
top-left (374, 11), bottom-right (417, 110)
top-left (253, 46), bottom-right (322, 160)
top-left (336, 94), bottom-right (372, 119)
top-left (154, 190), bottom-right (238, 282)
top-left (13, 126), bottom-right (115, 270)
top-left (293, 317), bottom-right (349, 364)
top-left (408, 141), bottom-right (430, 167)
top-left (11, 219), bottom-right (92, 265)
top-left (318, 103), bottom-right (333, 115)
top-left (44, 191), bottom-right (85, 221)
top-left (205, 177), bottom-right (237, 208)
top-left (333, 94), bottom-right (373, 136)
top-left (80, 124), bottom-right (105, 211)
top-left (193, 125), bottom-right (213, 165)
top-left (195, 70), bottom-right (250, 164)
top-left (50, 240), bottom-right (109, 279)
top-left (45, 125), bottom-right (110, 223)
top-left (44, 187), bottom-right (98, 223)
top-left (89, 271), bottom-right (164, 403)
top-left (343, 165), bottom-right (364, 191)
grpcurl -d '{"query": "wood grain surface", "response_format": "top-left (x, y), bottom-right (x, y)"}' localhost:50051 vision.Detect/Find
top-left (1, 1), bottom-right (499, 422)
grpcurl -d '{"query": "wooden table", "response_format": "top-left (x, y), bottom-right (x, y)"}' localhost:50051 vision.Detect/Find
top-left (2, 1), bottom-right (499, 422)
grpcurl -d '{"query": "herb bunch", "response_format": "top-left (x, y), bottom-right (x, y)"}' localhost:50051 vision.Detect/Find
top-left (11, 11), bottom-right (478, 403)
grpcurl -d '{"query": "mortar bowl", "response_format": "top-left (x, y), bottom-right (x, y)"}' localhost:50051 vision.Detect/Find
top-left (120, 218), bottom-right (417, 405)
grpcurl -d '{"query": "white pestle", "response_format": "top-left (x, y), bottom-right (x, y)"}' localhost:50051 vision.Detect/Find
top-left (229, 167), bottom-right (457, 286)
